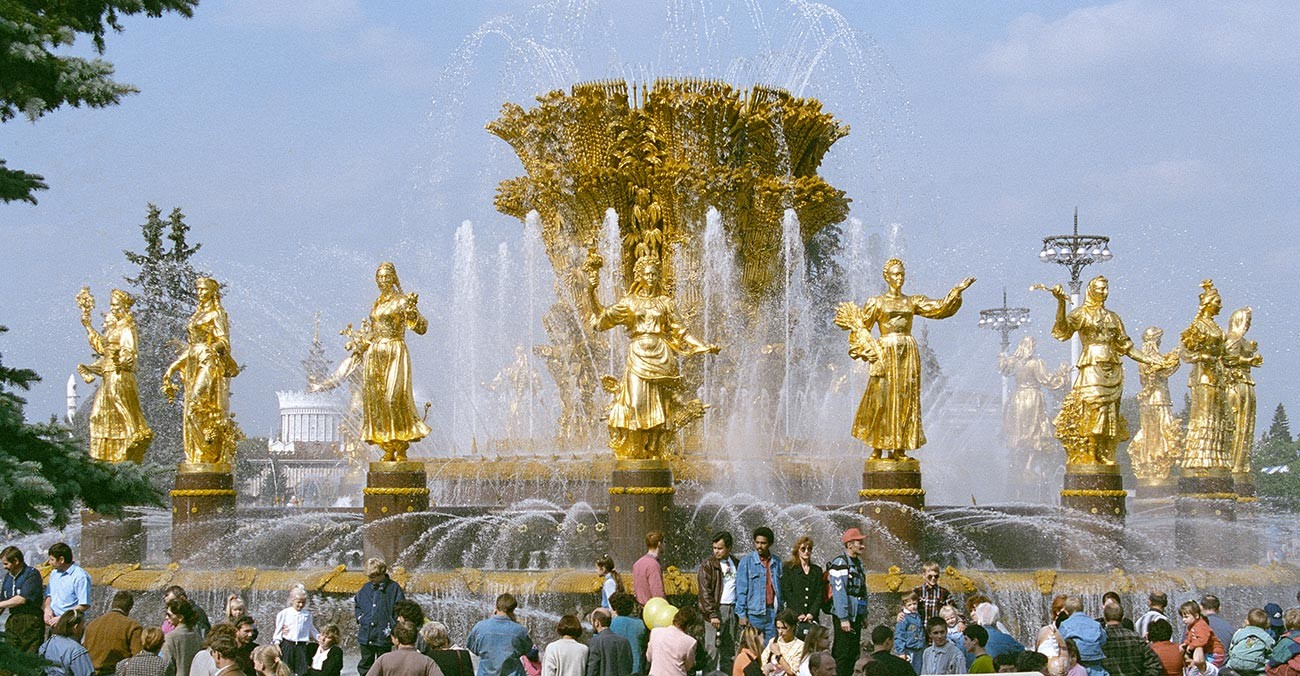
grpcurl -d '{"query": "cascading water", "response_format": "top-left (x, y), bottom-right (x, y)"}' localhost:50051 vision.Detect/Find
top-left (451, 220), bottom-right (481, 453)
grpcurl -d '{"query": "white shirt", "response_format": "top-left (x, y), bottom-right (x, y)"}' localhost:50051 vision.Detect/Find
top-left (190, 649), bottom-right (219, 676)
top-left (720, 559), bottom-right (737, 605)
top-left (274, 606), bottom-right (319, 643)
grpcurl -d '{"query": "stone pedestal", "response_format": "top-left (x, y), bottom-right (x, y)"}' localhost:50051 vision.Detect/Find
top-left (171, 464), bottom-right (236, 563)
top-left (1134, 476), bottom-right (1177, 500)
top-left (859, 459), bottom-right (924, 550)
top-left (1061, 464), bottom-right (1127, 520)
top-left (363, 462), bottom-right (430, 564)
top-left (1176, 467), bottom-right (1235, 564)
top-left (81, 509), bottom-right (145, 567)
top-left (1234, 472), bottom-right (1257, 501)
top-left (609, 460), bottom-right (674, 570)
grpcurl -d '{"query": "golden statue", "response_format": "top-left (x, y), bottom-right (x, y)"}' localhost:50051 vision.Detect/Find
top-left (309, 320), bottom-right (371, 468)
top-left (585, 249), bottom-right (719, 460)
top-left (835, 258), bottom-right (974, 461)
top-left (484, 344), bottom-right (545, 443)
top-left (1224, 307), bottom-right (1263, 474)
top-left (344, 262), bottom-right (433, 463)
top-left (1036, 277), bottom-right (1163, 465)
top-left (1180, 280), bottom-right (1229, 472)
top-left (998, 335), bottom-right (1067, 475)
top-left (162, 277), bottom-right (242, 467)
top-left (1130, 327), bottom-right (1184, 483)
top-left (75, 287), bottom-right (153, 463)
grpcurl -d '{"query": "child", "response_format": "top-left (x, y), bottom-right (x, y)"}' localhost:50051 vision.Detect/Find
top-left (895, 591), bottom-right (925, 674)
top-left (1228, 608), bottom-right (1276, 676)
top-left (920, 616), bottom-right (964, 675)
top-left (306, 624), bottom-right (343, 676)
top-left (964, 625), bottom-right (993, 674)
top-left (273, 584), bottom-right (321, 676)
top-left (1180, 601), bottom-right (1226, 668)
top-left (937, 606), bottom-right (969, 668)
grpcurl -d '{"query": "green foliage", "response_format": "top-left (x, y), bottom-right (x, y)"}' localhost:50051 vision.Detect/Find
top-left (0, 325), bottom-right (162, 532)
top-left (0, 0), bottom-right (198, 203)
top-left (123, 204), bottom-right (205, 467)
top-left (1256, 404), bottom-right (1300, 508)
top-left (1266, 403), bottom-right (1292, 444)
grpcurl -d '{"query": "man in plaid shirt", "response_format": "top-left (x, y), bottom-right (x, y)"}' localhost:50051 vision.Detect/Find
top-left (911, 561), bottom-right (951, 624)
top-left (1101, 603), bottom-right (1164, 676)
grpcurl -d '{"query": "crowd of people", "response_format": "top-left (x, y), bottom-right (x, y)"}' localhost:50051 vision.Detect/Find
top-left (5, 534), bottom-right (1300, 676)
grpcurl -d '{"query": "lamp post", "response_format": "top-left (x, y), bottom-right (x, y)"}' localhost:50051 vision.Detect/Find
top-left (1038, 208), bottom-right (1112, 375)
top-left (978, 288), bottom-right (1031, 407)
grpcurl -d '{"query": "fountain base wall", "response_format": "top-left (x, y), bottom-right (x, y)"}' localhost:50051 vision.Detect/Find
top-left (364, 462), bottom-right (431, 563)
top-left (609, 461), bottom-right (674, 568)
top-left (171, 466), bottom-right (236, 562)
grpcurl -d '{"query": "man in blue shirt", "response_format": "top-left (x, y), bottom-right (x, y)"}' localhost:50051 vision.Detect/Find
top-left (1, 545), bottom-right (45, 653)
top-left (467, 593), bottom-right (533, 676)
top-left (828, 528), bottom-right (868, 676)
top-left (43, 542), bottom-right (90, 628)
top-left (354, 557), bottom-right (406, 676)
top-left (736, 526), bottom-right (781, 641)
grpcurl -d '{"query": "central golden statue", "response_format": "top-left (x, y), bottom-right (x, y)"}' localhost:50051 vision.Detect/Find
top-left (1180, 280), bottom-right (1229, 472)
top-left (1130, 327), bottom-right (1185, 483)
top-left (586, 250), bottom-right (719, 460)
top-left (76, 287), bottom-right (153, 463)
top-left (835, 258), bottom-right (974, 461)
top-left (1038, 277), bottom-right (1168, 465)
top-left (357, 262), bottom-right (431, 463)
top-left (1224, 307), bottom-right (1263, 474)
top-left (162, 277), bottom-right (242, 467)
top-left (998, 336), bottom-right (1066, 476)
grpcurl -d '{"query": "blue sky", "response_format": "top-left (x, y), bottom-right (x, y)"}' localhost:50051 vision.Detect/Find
top-left (1, 0), bottom-right (1296, 445)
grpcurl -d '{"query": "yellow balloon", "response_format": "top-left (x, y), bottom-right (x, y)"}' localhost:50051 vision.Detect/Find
top-left (644, 598), bottom-right (678, 629)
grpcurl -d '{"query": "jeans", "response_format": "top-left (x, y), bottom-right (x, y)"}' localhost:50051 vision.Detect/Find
top-left (706, 604), bottom-right (738, 673)
top-left (832, 615), bottom-right (863, 676)
top-left (744, 606), bottom-right (777, 642)
top-left (358, 642), bottom-right (391, 676)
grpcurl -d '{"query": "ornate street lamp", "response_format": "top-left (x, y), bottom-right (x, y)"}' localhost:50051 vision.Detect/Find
top-left (979, 288), bottom-right (1031, 406)
top-left (1039, 208), bottom-right (1111, 372)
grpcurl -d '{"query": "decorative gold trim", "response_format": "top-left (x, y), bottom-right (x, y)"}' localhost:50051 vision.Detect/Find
top-left (169, 489), bottom-right (236, 497)
top-left (362, 487), bottom-right (430, 496)
top-left (176, 462), bottom-right (233, 474)
top-left (608, 486), bottom-right (675, 495)
top-left (1178, 492), bottom-right (1238, 500)
top-left (859, 488), bottom-right (925, 497)
top-left (1236, 496), bottom-right (1259, 503)
top-left (1065, 463), bottom-right (1121, 475)
top-left (1060, 489), bottom-right (1128, 498)
top-left (864, 459), bottom-right (920, 473)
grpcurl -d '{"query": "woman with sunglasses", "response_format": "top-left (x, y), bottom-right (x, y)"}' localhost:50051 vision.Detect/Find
top-left (780, 537), bottom-right (826, 632)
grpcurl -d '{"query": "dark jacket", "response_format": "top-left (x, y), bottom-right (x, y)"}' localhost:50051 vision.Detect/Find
top-left (698, 555), bottom-right (738, 622)
top-left (305, 645), bottom-right (343, 676)
top-left (355, 576), bottom-right (406, 646)
top-left (587, 628), bottom-right (635, 676)
top-left (779, 561), bottom-right (825, 619)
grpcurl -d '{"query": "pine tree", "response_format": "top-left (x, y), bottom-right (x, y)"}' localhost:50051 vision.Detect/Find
top-left (123, 205), bottom-right (206, 466)
top-left (1266, 403), bottom-right (1292, 444)
top-left (0, 1), bottom-right (198, 204)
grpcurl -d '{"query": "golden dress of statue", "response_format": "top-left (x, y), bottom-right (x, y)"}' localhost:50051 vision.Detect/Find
top-left (162, 277), bottom-right (242, 466)
top-left (1180, 280), bottom-right (1229, 472)
top-left (998, 336), bottom-right (1066, 472)
top-left (1224, 307), bottom-right (1263, 474)
top-left (75, 287), bottom-right (153, 463)
top-left (1039, 276), bottom-right (1162, 465)
top-left (585, 251), bottom-right (719, 460)
top-left (1130, 326), bottom-right (1184, 482)
top-left (354, 262), bottom-right (431, 463)
top-left (484, 344), bottom-right (544, 442)
top-left (835, 258), bottom-right (974, 461)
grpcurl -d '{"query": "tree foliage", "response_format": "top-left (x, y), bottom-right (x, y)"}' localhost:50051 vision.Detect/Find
top-left (1266, 403), bottom-right (1292, 444)
top-left (0, 0), bottom-right (198, 204)
top-left (123, 204), bottom-right (205, 467)
top-left (1257, 403), bottom-right (1300, 507)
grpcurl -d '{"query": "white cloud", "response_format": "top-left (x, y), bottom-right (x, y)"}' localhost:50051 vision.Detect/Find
top-left (974, 0), bottom-right (1300, 109)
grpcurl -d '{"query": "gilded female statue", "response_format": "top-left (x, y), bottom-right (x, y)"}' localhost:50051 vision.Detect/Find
top-left (834, 258), bottom-right (974, 461)
top-left (1130, 326), bottom-right (1184, 482)
top-left (358, 262), bottom-right (431, 462)
top-left (585, 251), bottom-right (719, 459)
top-left (75, 287), bottom-right (153, 463)
top-left (1224, 307), bottom-right (1263, 474)
top-left (998, 335), bottom-right (1066, 474)
top-left (1038, 276), bottom-right (1165, 465)
top-left (163, 277), bottom-right (241, 466)
top-left (1180, 280), bottom-right (1229, 471)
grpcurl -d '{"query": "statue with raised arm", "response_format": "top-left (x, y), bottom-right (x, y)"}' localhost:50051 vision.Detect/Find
top-left (1130, 326), bottom-right (1184, 483)
top-left (355, 262), bottom-right (431, 463)
top-left (1224, 307), bottom-right (1263, 474)
top-left (76, 287), bottom-right (153, 463)
top-left (998, 335), bottom-right (1067, 475)
top-left (835, 258), bottom-right (974, 461)
top-left (1036, 276), bottom-right (1164, 465)
top-left (585, 249), bottom-right (719, 460)
top-left (162, 277), bottom-right (242, 466)
top-left (1180, 280), bottom-right (1230, 472)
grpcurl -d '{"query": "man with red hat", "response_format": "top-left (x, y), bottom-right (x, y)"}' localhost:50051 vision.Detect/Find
top-left (828, 527), bottom-right (868, 676)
